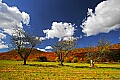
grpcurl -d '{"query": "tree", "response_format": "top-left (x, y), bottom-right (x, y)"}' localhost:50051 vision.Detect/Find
top-left (97, 39), bottom-right (111, 61)
top-left (11, 28), bottom-right (42, 65)
top-left (52, 37), bottom-right (77, 66)
top-left (86, 39), bottom-right (111, 67)
top-left (86, 45), bottom-right (97, 67)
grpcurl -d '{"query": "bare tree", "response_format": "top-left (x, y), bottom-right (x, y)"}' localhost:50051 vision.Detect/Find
top-left (11, 28), bottom-right (42, 65)
top-left (97, 39), bottom-right (111, 59)
top-left (86, 39), bottom-right (111, 67)
top-left (52, 37), bottom-right (77, 66)
top-left (86, 45), bottom-right (97, 67)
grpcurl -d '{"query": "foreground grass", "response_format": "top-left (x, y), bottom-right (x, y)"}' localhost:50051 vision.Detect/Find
top-left (0, 60), bottom-right (120, 80)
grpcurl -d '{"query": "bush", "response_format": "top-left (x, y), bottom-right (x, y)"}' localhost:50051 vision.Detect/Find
top-left (37, 56), bottom-right (47, 62)
top-left (71, 57), bottom-right (78, 63)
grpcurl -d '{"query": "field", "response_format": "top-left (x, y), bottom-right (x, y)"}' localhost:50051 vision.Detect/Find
top-left (0, 60), bottom-right (120, 80)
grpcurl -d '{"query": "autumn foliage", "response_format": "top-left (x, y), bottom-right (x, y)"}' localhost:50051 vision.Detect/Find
top-left (0, 43), bottom-right (120, 62)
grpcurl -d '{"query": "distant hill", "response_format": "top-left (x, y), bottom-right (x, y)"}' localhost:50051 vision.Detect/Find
top-left (0, 43), bottom-right (120, 62)
top-left (0, 48), bottom-right (57, 61)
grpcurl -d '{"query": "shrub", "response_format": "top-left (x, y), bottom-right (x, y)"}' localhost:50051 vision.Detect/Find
top-left (37, 56), bottom-right (47, 62)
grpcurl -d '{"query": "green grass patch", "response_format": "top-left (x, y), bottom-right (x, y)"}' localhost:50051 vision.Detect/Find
top-left (0, 60), bottom-right (120, 80)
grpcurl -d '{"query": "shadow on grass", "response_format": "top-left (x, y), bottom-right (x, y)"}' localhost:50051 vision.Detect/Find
top-left (26, 64), bottom-right (120, 70)
top-left (61, 65), bottom-right (120, 70)
top-left (65, 65), bottom-right (90, 68)
top-left (97, 67), bottom-right (120, 70)
top-left (28, 64), bottom-right (59, 68)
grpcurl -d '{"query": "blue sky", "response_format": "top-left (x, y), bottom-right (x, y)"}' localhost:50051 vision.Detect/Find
top-left (0, 0), bottom-right (120, 52)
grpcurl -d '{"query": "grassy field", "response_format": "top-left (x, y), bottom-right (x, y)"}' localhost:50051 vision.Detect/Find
top-left (0, 60), bottom-right (120, 80)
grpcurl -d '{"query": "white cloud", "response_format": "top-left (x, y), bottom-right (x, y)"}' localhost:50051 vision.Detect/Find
top-left (43, 22), bottom-right (75, 40)
top-left (80, 35), bottom-right (82, 38)
top-left (39, 37), bottom-right (46, 41)
top-left (0, 39), bottom-right (8, 49)
top-left (0, 32), bottom-right (6, 39)
top-left (37, 46), bottom-right (53, 52)
top-left (3, 29), bottom-right (14, 36)
top-left (0, 44), bottom-right (8, 49)
top-left (37, 48), bottom-right (46, 52)
top-left (62, 36), bottom-right (78, 41)
top-left (0, 1), bottom-right (30, 34)
top-left (81, 0), bottom-right (120, 36)
top-left (21, 12), bottom-right (30, 26)
top-left (45, 46), bottom-right (53, 50)
top-left (0, 0), bottom-right (30, 49)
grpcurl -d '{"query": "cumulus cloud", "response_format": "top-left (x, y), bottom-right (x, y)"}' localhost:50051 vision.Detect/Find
top-left (45, 46), bottom-right (53, 50)
top-left (0, 0), bottom-right (30, 34)
top-left (0, 0), bottom-right (30, 49)
top-left (81, 0), bottom-right (120, 36)
top-left (43, 22), bottom-right (75, 40)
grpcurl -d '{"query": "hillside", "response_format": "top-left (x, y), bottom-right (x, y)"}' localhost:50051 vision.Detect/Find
top-left (0, 48), bottom-right (57, 61)
top-left (0, 43), bottom-right (120, 62)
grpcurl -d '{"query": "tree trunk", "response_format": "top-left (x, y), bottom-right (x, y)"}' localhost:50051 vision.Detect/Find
top-left (23, 58), bottom-right (27, 65)
top-left (60, 60), bottom-right (64, 66)
top-left (59, 53), bottom-right (64, 66)
top-left (90, 60), bottom-right (94, 67)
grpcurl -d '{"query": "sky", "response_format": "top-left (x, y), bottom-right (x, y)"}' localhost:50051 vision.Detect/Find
top-left (0, 0), bottom-right (120, 52)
